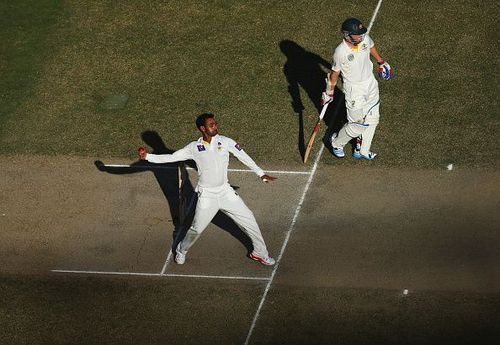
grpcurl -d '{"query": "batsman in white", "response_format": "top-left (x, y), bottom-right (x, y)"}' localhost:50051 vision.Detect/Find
top-left (138, 112), bottom-right (277, 266)
top-left (322, 17), bottom-right (393, 160)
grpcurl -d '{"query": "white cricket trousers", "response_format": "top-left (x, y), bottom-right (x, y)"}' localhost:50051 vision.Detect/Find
top-left (177, 183), bottom-right (269, 257)
top-left (332, 76), bottom-right (380, 155)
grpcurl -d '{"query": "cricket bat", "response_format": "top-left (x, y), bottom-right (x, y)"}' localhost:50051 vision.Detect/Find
top-left (303, 99), bottom-right (332, 163)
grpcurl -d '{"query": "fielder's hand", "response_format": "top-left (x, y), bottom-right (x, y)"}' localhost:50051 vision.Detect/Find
top-left (261, 174), bottom-right (276, 183)
top-left (378, 61), bottom-right (394, 80)
top-left (138, 147), bottom-right (147, 160)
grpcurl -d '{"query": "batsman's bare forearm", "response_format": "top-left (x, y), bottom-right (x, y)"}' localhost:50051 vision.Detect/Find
top-left (328, 71), bottom-right (340, 95)
top-left (370, 47), bottom-right (384, 64)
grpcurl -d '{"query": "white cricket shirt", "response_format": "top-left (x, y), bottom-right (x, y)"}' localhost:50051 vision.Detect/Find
top-left (146, 134), bottom-right (265, 189)
top-left (332, 35), bottom-right (375, 83)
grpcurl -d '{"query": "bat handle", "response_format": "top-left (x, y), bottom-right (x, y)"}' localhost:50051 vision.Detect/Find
top-left (318, 100), bottom-right (331, 120)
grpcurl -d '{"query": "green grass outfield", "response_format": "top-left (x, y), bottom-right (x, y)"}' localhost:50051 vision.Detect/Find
top-left (1, 0), bottom-right (498, 168)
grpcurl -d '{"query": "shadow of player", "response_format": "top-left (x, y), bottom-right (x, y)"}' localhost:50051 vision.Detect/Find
top-left (95, 130), bottom-right (253, 258)
top-left (279, 39), bottom-right (348, 159)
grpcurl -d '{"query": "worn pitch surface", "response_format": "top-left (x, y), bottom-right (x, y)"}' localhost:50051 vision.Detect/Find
top-left (1, 156), bottom-right (499, 344)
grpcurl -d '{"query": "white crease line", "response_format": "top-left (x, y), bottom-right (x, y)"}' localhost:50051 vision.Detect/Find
top-left (244, 2), bottom-right (384, 344)
top-left (52, 269), bottom-right (270, 281)
top-left (101, 164), bottom-right (310, 175)
top-left (52, 269), bottom-right (162, 277)
top-left (223, 168), bottom-right (309, 175)
top-left (163, 273), bottom-right (270, 281)
top-left (160, 251), bottom-right (173, 275)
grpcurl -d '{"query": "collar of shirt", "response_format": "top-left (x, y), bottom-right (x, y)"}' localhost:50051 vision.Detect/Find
top-left (343, 39), bottom-right (361, 52)
top-left (198, 134), bottom-right (220, 146)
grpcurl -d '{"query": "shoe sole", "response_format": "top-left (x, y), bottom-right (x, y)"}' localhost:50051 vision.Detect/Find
top-left (353, 152), bottom-right (377, 160)
top-left (249, 254), bottom-right (275, 266)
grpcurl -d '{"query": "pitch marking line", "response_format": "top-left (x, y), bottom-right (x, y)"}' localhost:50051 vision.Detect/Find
top-left (244, 1), bottom-right (384, 343)
top-left (51, 165), bottom-right (311, 279)
top-left (160, 251), bottom-right (173, 275)
top-left (52, 270), bottom-right (163, 277)
top-left (164, 273), bottom-right (269, 281)
top-left (51, 269), bottom-right (269, 281)
top-left (244, 144), bottom-right (326, 345)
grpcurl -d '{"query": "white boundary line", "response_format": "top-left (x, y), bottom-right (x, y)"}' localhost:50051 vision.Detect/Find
top-left (100, 164), bottom-right (310, 175)
top-left (51, 269), bottom-right (269, 281)
top-left (243, 2), bottom-right (384, 343)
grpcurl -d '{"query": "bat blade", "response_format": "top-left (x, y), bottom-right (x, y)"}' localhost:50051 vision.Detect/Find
top-left (303, 121), bottom-right (321, 163)
top-left (303, 100), bottom-right (332, 163)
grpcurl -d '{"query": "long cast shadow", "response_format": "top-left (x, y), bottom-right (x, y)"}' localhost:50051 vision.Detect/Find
top-left (95, 130), bottom-right (253, 257)
top-left (279, 40), bottom-right (348, 158)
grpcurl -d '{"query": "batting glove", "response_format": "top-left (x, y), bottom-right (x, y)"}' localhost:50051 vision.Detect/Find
top-left (378, 61), bottom-right (394, 80)
top-left (320, 91), bottom-right (333, 106)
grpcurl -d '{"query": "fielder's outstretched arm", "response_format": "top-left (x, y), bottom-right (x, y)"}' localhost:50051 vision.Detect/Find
top-left (227, 139), bottom-right (276, 183)
top-left (139, 145), bottom-right (193, 163)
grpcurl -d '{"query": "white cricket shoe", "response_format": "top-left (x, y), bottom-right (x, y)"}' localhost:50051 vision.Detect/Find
top-left (249, 252), bottom-right (275, 266)
top-left (352, 150), bottom-right (362, 159)
top-left (175, 244), bottom-right (186, 264)
top-left (361, 152), bottom-right (377, 160)
top-left (330, 133), bottom-right (345, 158)
top-left (332, 146), bottom-right (345, 158)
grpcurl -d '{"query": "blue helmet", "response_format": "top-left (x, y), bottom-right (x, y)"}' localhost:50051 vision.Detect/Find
top-left (341, 18), bottom-right (367, 44)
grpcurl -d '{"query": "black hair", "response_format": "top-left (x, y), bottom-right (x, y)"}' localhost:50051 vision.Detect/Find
top-left (195, 112), bottom-right (215, 129)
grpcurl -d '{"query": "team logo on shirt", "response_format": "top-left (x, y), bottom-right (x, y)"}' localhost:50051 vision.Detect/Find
top-left (348, 54), bottom-right (354, 61)
top-left (235, 143), bottom-right (242, 151)
top-left (217, 142), bottom-right (223, 151)
top-left (197, 144), bottom-right (206, 152)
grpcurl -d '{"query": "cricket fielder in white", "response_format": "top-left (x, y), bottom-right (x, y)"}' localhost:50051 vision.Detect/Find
top-left (138, 113), bottom-right (277, 266)
top-left (322, 17), bottom-right (393, 160)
